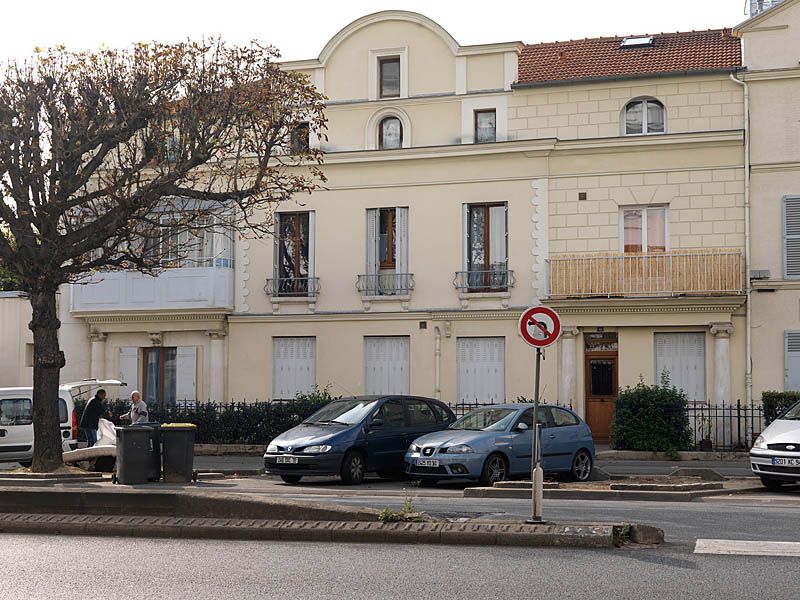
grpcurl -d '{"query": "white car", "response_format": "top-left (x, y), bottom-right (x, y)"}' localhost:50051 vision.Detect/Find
top-left (0, 379), bottom-right (124, 467)
top-left (750, 401), bottom-right (800, 489)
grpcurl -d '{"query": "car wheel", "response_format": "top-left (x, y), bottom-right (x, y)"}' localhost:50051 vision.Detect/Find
top-left (570, 450), bottom-right (593, 482)
top-left (479, 453), bottom-right (508, 486)
top-left (340, 450), bottom-right (366, 485)
top-left (18, 460), bottom-right (32, 468)
top-left (280, 475), bottom-right (303, 484)
top-left (760, 476), bottom-right (785, 490)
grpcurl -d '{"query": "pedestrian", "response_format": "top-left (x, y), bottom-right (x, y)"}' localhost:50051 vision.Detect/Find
top-left (79, 389), bottom-right (110, 448)
top-left (120, 390), bottom-right (149, 424)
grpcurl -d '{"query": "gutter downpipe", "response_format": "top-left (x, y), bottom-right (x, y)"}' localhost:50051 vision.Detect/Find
top-left (434, 326), bottom-right (442, 400)
top-left (730, 71), bottom-right (752, 407)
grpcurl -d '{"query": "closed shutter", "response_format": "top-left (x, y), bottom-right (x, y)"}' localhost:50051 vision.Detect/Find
top-left (457, 337), bottom-right (505, 403)
top-left (364, 336), bottom-right (410, 395)
top-left (785, 197), bottom-right (800, 278)
top-left (119, 347), bottom-right (140, 394)
top-left (395, 207), bottom-right (409, 275)
top-left (272, 337), bottom-right (316, 399)
top-left (785, 332), bottom-right (800, 391)
top-left (307, 211), bottom-right (316, 279)
top-left (488, 204), bottom-right (507, 268)
top-left (366, 209), bottom-right (379, 276)
top-left (654, 333), bottom-right (706, 403)
top-left (175, 346), bottom-right (197, 402)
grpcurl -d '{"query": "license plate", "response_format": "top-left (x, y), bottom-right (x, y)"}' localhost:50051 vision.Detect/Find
top-left (277, 456), bottom-right (299, 464)
top-left (417, 458), bottom-right (439, 467)
top-left (772, 457), bottom-right (800, 466)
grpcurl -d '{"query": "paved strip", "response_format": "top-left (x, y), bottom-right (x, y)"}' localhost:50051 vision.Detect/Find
top-left (695, 539), bottom-right (800, 557)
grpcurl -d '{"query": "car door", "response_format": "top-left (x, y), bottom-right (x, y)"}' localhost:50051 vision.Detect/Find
top-left (405, 398), bottom-right (442, 443)
top-left (544, 407), bottom-right (581, 472)
top-left (508, 408), bottom-right (534, 475)
top-left (0, 395), bottom-right (34, 460)
top-left (364, 398), bottom-right (408, 472)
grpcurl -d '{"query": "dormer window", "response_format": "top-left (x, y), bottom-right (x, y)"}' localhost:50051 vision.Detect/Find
top-left (379, 57), bottom-right (401, 99)
top-left (379, 116), bottom-right (402, 149)
top-left (624, 99), bottom-right (665, 135)
top-left (474, 110), bottom-right (497, 144)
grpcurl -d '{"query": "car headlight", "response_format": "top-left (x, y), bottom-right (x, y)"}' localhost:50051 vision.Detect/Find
top-left (446, 444), bottom-right (474, 454)
top-left (301, 445), bottom-right (332, 453)
top-left (266, 443), bottom-right (278, 453)
top-left (753, 435), bottom-right (767, 450)
top-left (409, 444), bottom-right (421, 453)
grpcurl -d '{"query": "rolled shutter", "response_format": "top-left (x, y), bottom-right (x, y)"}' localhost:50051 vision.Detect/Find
top-left (784, 198), bottom-right (800, 278)
top-left (396, 207), bottom-right (409, 275)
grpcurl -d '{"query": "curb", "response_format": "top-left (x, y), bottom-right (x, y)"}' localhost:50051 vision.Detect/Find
top-left (0, 513), bottom-right (616, 548)
top-left (463, 485), bottom-right (764, 502)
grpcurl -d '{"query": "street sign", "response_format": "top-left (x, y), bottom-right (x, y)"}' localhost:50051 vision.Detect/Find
top-left (518, 305), bottom-right (561, 349)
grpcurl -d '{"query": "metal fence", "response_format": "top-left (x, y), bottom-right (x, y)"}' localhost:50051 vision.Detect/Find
top-left (684, 401), bottom-right (765, 451)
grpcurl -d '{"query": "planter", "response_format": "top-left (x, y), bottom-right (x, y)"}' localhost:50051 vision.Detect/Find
top-left (698, 438), bottom-right (713, 451)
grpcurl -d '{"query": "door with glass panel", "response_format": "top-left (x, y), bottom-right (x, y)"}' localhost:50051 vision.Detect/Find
top-left (276, 212), bottom-right (311, 296)
top-left (465, 203), bottom-right (508, 291)
top-left (583, 333), bottom-right (618, 443)
top-left (142, 347), bottom-right (177, 409)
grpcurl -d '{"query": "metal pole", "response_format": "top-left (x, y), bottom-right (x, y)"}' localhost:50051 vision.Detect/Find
top-left (528, 347), bottom-right (545, 523)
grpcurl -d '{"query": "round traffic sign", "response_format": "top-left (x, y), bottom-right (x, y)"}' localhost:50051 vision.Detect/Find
top-left (519, 305), bottom-right (562, 348)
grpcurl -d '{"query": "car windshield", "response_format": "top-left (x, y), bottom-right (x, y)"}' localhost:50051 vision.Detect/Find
top-left (780, 402), bottom-right (800, 420)
top-left (302, 398), bottom-right (379, 426)
top-left (449, 408), bottom-right (516, 431)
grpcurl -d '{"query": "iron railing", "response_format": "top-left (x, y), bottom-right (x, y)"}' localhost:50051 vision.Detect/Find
top-left (546, 250), bottom-right (743, 299)
top-left (264, 277), bottom-right (321, 298)
top-left (454, 269), bottom-right (515, 293)
top-left (356, 273), bottom-right (415, 296)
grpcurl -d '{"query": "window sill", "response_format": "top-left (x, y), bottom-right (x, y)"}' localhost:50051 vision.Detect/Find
top-left (270, 295), bottom-right (318, 314)
top-left (361, 294), bottom-right (411, 312)
top-left (458, 291), bottom-right (511, 310)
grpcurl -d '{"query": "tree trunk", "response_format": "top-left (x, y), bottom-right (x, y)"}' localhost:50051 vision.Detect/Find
top-left (30, 289), bottom-right (66, 472)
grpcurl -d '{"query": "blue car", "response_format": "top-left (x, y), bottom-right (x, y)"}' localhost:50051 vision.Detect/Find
top-left (264, 395), bottom-right (456, 484)
top-left (405, 403), bottom-right (595, 485)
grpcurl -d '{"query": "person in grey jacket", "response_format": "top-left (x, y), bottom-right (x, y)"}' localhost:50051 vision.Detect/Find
top-left (120, 390), bottom-right (149, 424)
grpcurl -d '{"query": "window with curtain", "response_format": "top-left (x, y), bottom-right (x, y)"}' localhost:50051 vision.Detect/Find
top-left (379, 57), bottom-right (400, 98)
top-left (365, 207), bottom-right (409, 295)
top-left (276, 212), bottom-right (311, 295)
top-left (143, 347), bottom-right (177, 409)
top-left (466, 203), bottom-right (508, 290)
top-left (379, 117), bottom-right (403, 150)
top-left (625, 99), bottom-right (665, 135)
top-left (474, 110), bottom-right (496, 143)
top-left (621, 207), bottom-right (666, 253)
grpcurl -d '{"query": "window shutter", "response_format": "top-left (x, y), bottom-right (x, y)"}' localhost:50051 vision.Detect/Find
top-left (175, 346), bottom-right (198, 402)
top-left (395, 207), bottom-right (409, 274)
top-left (462, 204), bottom-right (469, 271)
top-left (655, 333), bottom-right (706, 403)
top-left (272, 214), bottom-right (281, 282)
top-left (489, 204), bottom-right (507, 267)
top-left (784, 198), bottom-right (800, 278)
top-left (307, 212), bottom-right (316, 278)
top-left (366, 209), bottom-right (379, 276)
top-left (272, 337), bottom-right (316, 399)
top-left (119, 347), bottom-right (140, 394)
top-left (785, 332), bottom-right (800, 391)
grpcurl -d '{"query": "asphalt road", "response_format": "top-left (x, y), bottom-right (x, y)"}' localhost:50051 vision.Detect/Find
top-left (2, 534), bottom-right (796, 600)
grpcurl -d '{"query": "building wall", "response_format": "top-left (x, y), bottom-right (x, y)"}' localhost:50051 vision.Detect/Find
top-left (0, 293), bottom-right (32, 387)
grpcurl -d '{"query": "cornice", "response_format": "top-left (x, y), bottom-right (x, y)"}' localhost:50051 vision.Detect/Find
top-left (546, 296), bottom-right (746, 315)
top-left (752, 279), bottom-right (800, 290)
top-left (751, 161), bottom-right (800, 173)
top-left (552, 130), bottom-right (743, 156)
top-left (77, 310), bottom-right (230, 325)
top-left (741, 67), bottom-right (800, 82)
top-left (229, 308), bottom-right (527, 324)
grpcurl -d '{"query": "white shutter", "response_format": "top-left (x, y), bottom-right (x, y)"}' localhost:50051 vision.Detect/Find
top-left (654, 333), bottom-right (706, 403)
top-left (175, 346), bottom-right (197, 402)
top-left (457, 337), bottom-right (505, 402)
top-left (119, 347), bottom-right (140, 394)
top-left (396, 207), bottom-right (409, 275)
top-left (366, 209), bottom-right (379, 277)
top-left (272, 337), bottom-right (316, 399)
top-left (364, 336), bottom-right (410, 395)
top-left (785, 332), bottom-right (800, 391)
top-left (489, 204), bottom-right (507, 267)
top-left (272, 213), bottom-right (281, 282)
top-left (462, 203), bottom-right (469, 271)
top-left (784, 197), bottom-right (800, 278)
top-left (307, 212), bottom-right (316, 278)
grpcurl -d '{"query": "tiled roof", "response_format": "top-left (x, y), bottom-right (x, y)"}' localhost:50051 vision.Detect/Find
top-left (517, 29), bottom-right (741, 86)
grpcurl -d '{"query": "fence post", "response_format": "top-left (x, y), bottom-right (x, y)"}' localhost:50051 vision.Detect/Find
top-left (737, 399), bottom-right (742, 449)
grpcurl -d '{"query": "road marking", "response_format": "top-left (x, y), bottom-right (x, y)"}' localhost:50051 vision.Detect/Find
top-left (695, 539), bottom-right (800, 557)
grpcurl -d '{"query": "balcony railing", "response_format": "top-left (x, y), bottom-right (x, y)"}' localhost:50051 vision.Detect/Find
top-left (454, 269), bottom-right (516, 293)
top-left (356, 273), bottom-right (415, 296)
top-left (264, 277), bottom-right (321, 298)
top-left (546, 250), bottom-right (743, 299)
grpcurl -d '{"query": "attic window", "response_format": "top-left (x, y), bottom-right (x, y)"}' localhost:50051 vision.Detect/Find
top-left (620, 36), bottom-right (654, 49)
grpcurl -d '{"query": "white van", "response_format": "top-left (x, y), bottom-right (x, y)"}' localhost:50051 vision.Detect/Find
top-left (0, 379), bottom-right (125, 467)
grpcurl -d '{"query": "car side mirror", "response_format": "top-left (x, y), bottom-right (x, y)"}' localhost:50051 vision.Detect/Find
top-left (515, 422), bottom-right (529, 431)
top-left (369, 418), bottom-right (384, 429)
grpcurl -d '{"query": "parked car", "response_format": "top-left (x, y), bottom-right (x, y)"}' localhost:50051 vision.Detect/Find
top-left (264, 395), bottom-right (456, 484)
top-left (0, 379), bottom-right (124, 467)
top-left (405, 403), bottom-right (595, 485)
top-left (750, 401), bottom-right (800, 489)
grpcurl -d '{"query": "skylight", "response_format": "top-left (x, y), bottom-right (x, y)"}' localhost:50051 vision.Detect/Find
top-left (620, 36), bottom-right (654, 49)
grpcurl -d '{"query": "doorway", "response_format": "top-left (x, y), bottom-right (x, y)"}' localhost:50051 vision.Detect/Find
top-left (584, 333), bottom-right (618, 443)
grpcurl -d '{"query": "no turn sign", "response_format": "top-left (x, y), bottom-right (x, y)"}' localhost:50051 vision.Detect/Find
top-left (518, 305), bottom-right (562, 349)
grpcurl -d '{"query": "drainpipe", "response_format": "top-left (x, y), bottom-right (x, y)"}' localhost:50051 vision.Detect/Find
top-left (730, 71), bottom-right (752, 406)
top-left (434, 326), bottom-right (442, 400)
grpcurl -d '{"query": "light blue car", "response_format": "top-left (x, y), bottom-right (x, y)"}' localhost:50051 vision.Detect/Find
top-left (405, 403), bottom-right (595, 485)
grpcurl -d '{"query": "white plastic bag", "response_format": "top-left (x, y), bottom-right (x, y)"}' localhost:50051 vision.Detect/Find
top-left (96, 417), bottom-right (117, 447)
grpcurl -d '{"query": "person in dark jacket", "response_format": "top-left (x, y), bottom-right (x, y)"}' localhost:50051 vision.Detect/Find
top-left (80, 389), bottom-right (110, 447)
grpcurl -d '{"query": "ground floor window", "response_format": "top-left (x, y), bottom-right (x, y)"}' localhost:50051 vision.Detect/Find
top-left (457, 337), bottom-right (505, 403)
top-left (272, 337), bottom-right (316, 400)
top-left (135, 346), bottom-right (197, 409)
top-left (654, 333), bottom-right (706, 403)
top-left (364, 336), bottom-right (410, 395)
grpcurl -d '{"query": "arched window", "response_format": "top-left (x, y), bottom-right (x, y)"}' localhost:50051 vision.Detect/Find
top-left (379, 116), bottom-right (403, 150)
top-left (624, 99), bottom-right (665, 135)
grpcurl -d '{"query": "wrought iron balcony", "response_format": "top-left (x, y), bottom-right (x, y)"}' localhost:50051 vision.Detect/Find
top-left (546, 250), bottom-right (744, 299)
top-left (356, 273), bottom-right (415, 296)
top-left (453, 269), bottom-right (515, 293)
top-left (264, 277), bottom-right (321, 298)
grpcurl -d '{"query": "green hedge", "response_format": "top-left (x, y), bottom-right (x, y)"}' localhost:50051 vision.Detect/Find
top-left (74, 388), bottom-right (338, 444)
top-left (611, 381), bottom-right (692, 453)
top-left (762, 391), bottom-right (800, 425)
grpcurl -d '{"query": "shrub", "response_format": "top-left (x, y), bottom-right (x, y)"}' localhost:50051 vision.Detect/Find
top-left (762, 391), bottom-right (800, 425)
top-left (610, 381), bottom-right (692, 453)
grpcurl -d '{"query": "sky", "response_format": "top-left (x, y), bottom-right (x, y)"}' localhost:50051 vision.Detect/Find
top-left (1, 1), bottom-right (753, 62)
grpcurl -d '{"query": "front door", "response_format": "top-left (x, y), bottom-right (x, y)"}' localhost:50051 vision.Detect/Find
top-left (584, 333), bottom-right (618, 443)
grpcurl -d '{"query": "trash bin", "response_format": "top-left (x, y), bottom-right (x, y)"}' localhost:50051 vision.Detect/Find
top-left (160, 423), bottom-right (197, 483)
top-left (136, 422), bottom-right (162, 482)
top-left (115, 426), bottom-right (153, 485)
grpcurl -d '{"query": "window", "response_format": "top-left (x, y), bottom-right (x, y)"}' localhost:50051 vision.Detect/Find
top-left (429, 402), bottom-right (450, 423)
top-left (272, 337), bottom-right (316, 400)
top-left (406, 400), bottom-right (437, 427)
top-left (275, 212), bottom-right (313, 296)
top-left (474, 110), bottom-right (496, 144)
top-left (379, 57), bottom-right (400, 99)
top-left (621, 207), bottom-right (666, 253)
top-left (551, 407), bottom-right (580, 427)
top-left (372, 398), bottom-right (406, 427)
top-left (625, 99), bottom-right (665, 135)
top-left (379, 208), bottom-right (396, 268)
top-left (515, 407), bottom-right (552, 429)
top-left (364, 337), bottom-right (410, 395)
top-left (0, 398), bottom-right (32, 426)
top-left (654, 333), bottom-right (706, 403)
top-left (290, 122), bottom-right (310, 153)
top-left (161, 218), bottom-right (210, 268)
top-left (143, 346), bottom-right (197, 408)
top-left (457, 337), bottom-right (505, 403)
top-left (379, 117), bottom-right (403, 150)
top-left (363, 207), bottom-right (410, 295)
top-left (784, 197), bottom-right (800, 279)
top-left (465, 203), bottom-right (508, 290)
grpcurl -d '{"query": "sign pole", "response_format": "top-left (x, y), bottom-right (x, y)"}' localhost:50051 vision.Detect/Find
top-left (528, 347), bottom-right (545, 523)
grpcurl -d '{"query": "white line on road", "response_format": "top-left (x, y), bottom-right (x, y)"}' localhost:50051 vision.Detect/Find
top-left (695, 539), bottom-right (800, 557)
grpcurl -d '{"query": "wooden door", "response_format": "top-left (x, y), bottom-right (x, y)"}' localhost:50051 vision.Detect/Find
top-left (584, 352), bottom-right (618, 443)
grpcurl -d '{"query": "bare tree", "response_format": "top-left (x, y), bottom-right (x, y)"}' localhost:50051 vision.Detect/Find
top-left (0, 41), bottom-right (326, 471)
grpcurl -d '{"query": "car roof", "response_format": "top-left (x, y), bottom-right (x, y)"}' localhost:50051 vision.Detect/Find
top-left (462, 403), bottom-right (573, 410)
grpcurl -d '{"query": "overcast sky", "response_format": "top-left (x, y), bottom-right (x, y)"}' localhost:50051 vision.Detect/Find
top-left (2, 1), bottom-right (751, 61)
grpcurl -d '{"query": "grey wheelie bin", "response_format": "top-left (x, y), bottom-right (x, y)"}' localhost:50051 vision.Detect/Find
top-left (160, 423), bottom-right (197, 483)
top-left (115, 426), bottom-right (154, 485)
